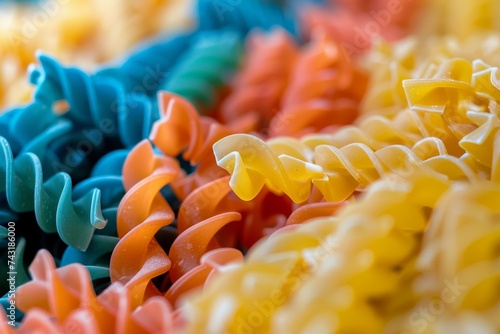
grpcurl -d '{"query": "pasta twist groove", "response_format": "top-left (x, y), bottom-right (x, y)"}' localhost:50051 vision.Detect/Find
top-left (219, 28), bottom-right (298, 127)
top-left (214, 133), bottom-right (476, 203)
top-left (60, 150), bottom-right (127, 275)
top-left (0, 136), bottom-right (106, 251)
top-left (28, 53), bottom-right (157, 148)
top-left (268, 35), bottom-right (369, 137)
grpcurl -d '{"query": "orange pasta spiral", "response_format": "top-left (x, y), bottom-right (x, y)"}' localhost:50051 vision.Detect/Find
top-left (111, 138), bottom-right (244, 309)
top-left (218, 29), bottom-right (298, 128)
top-left (268, 34), bottom-right (369, 137)
top-left (110, 138), bottom-right (181, 308)
top-left (110, 93), bottom-right (257, 308)
top-left (8, 250), bottom-right (176, 334)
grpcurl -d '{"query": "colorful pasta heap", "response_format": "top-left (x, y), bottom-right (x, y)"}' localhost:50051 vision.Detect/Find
top-left (214, 56), bottom-right (500, 202)
top-left (180, 28), bottom-right (500, 334)
top-left (180, 171), bottom-right (451, 333)
top-left (2, 0), bottom-right (500, 333)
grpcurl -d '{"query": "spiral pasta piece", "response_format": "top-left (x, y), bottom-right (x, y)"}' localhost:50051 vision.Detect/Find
top-left (60, 150), bottom-right (126, 277)
top-left (111, 138), bottom-right (250, 308)
top-left (219, 28), bottom-right (298, 126)
top-left (27, 53), bottom-right (159, 149)
top-left (214, 60), bottom-right (499, 203)
top-left (268, 35), bottom-right (368, 137)
top-left (159, 31), bottom-right (243, 114)
top-left (214, 132), bottom-right (476, 203)
top-left (0, 136), bottom-right (105, 251)
top-left (110, 139), bottom-right (180, 308)
top-left (9, 249), bottom-right (176, 333)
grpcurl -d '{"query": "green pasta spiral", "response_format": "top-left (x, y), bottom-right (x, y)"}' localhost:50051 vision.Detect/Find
top-left (160, 30), bottom-right (243, 114)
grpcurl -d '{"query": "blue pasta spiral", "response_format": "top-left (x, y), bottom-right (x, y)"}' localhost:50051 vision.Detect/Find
top-left (96, 32), bottom-right (195, 97)
top-left (28, 53), bottom-right (154, 149)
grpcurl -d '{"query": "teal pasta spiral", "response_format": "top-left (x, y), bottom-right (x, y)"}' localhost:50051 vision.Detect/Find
top-left (0, 136), bottom-right (106, 251)
top-left (60, 150), bottom-right (127, 277)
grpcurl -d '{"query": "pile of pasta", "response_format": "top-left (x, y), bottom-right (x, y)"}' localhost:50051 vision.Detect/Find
top-left (0, 0), bottom-right (193, 108)
top-left (1, 0), bottom-right (500, 333)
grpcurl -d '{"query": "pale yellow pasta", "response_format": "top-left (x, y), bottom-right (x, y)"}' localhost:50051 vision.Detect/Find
top-left (94, 0), bottom-right (193, 60)
top-left (385, 183), bottom-right (500, 334)
top-left (360, 33), bottom-right (500, 118)
top-left (0, 0), bottom-right (193, 109)
top-left (416, 0), bottom-right (500, 40)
